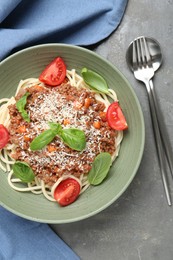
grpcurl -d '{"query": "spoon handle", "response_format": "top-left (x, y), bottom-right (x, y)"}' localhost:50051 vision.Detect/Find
top-left (149, 80), bottom-right (173, 176)
top-left (145, 80), bottom-right (171, 206)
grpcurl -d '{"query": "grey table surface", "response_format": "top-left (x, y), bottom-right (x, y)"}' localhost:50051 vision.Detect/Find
top-left (50, 1), bottom-right (173, 259)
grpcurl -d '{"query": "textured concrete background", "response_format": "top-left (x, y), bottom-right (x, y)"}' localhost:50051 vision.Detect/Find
top-left (51, 1), bottom-right (173, 259)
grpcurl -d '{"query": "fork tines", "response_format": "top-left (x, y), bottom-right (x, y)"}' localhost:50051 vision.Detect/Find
top-left (133, 36), bottom-right (152, 69)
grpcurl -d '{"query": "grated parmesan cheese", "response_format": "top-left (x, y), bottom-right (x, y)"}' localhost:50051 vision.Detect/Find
top-left (9, 83), bottom-right (116, 186)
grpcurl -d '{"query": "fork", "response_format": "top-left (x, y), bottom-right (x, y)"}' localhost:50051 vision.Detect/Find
top-left (132, 36), bottom-right (172, 205)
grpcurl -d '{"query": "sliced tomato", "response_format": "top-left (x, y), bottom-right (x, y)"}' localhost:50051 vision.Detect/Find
top-left (39, 57), bottom-right (66, 86)
top-left (54, 178), bottom-right (81, 206)
top-left (106, 102), bottom-right (128, 130)
top-left (0, 124), bottom-right (9, 149)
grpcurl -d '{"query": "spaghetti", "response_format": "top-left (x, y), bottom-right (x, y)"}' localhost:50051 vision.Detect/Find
top-left (0, 69), bottom-right (123, 203)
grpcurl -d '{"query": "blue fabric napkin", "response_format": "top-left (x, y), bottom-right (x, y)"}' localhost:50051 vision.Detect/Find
top-left (0, 207), bottom-right (80, 260)
top-left (0, 0), bottom-right (128, 61)
top-left (0, 0), bottom-right (128, 259)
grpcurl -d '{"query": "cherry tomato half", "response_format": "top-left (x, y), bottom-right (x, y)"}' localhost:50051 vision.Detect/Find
top-left (0, 124), bottom-right (9, 149)
top-left (106, 102), bottom-right (128, 130)
top-left (54, 178), bottom-right (81, 206)
top-left (39, 57), bottom-right (66, 86)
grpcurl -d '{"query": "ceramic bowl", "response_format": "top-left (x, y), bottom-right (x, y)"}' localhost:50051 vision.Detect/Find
top-left (0, 44), bottom-right (145, 223)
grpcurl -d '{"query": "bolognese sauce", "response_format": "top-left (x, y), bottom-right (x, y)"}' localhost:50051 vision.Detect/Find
top-left (8, 83), bottom-right (116, 186)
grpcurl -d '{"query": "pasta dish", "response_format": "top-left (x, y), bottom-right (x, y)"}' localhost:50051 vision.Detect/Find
top-left (0, 57), bottom-right (127, 206)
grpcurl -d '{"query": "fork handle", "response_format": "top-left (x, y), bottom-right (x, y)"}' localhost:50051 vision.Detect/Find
top-left (149, 80), bottom-right (173, 176)
top-left (145, 80), bottom-right (171, 206)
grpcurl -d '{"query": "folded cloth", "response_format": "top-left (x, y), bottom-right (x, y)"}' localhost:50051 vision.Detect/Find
top-left (0, 0), bottom-right (22, 22)
top-left (0, 0), bottom-right (128, 259)
top-left (0, 0), bottom-right (128, 61)
top-left (0, 207), bottom-right (80, 260)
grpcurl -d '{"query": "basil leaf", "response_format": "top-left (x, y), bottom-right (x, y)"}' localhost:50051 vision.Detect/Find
top-left (88, 152), bottom-right (112, 185)
top-left (30, 129), bottom-right (55, 151)
top-left (81, 68), bottom-right (109, 94)
top-left (16, 92), bottom-right (31, 122)
top-left (12, 161), bottom-right (35, 183)
top-left (60, 128), bottom-right (86, 151)
top-left (30, 122), bottom-right (86, 151)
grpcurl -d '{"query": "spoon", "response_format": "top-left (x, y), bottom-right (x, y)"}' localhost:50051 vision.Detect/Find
top-left (126, 36), bottom-right (173, 184)
top-left (126, 36), bottom-right (163, 102)
top-left (126, 36), bottom-right (162, 73)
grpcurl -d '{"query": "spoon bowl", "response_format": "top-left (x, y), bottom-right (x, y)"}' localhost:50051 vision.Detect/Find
top-left (126, 36), bottom-right (162, 72)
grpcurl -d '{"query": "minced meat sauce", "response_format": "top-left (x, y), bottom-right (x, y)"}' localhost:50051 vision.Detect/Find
top-left (8, 83), bottom-right (116, 186)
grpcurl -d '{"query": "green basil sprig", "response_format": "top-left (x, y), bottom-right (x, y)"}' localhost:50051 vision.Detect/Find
top-left (12, 161), bottom-right (35, 183)
top-left (81, 68), bottom-right (109, 94)
top-left (16, 92), bottom-right (31, 122)
top-left (30, 122), bottom-right (86, 151)
top-left (88, 152), bottom-right (112, 185)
